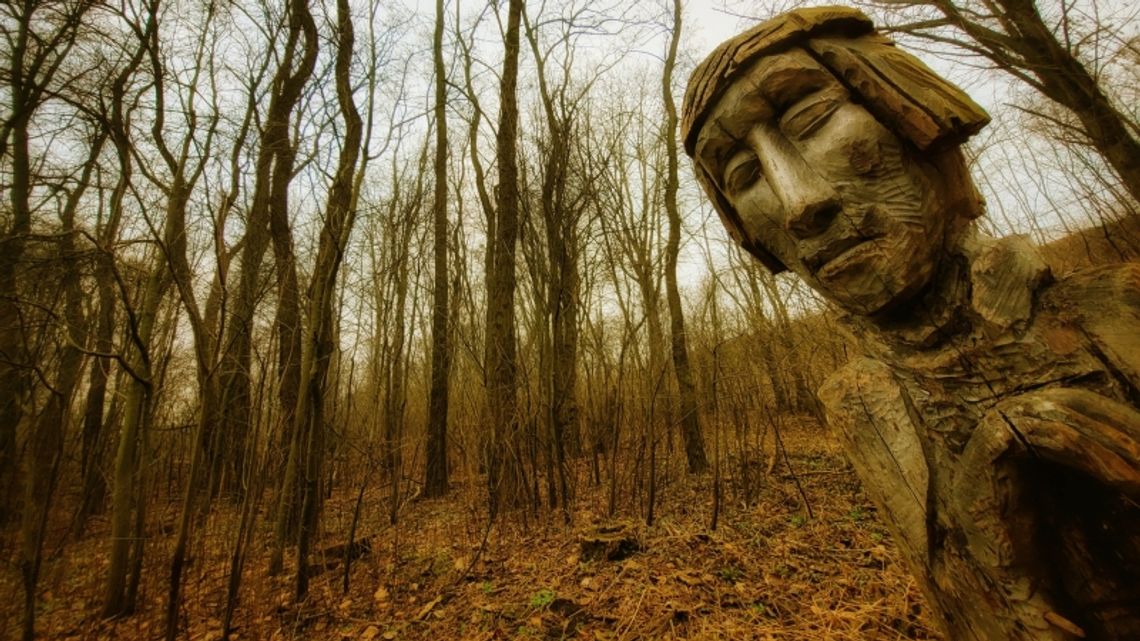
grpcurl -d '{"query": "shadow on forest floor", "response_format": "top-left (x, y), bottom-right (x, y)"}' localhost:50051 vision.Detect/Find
top-left (0, 416), bottom-right (940, 640)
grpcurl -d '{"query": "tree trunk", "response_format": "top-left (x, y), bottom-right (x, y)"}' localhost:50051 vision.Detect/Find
top-left (262, 2), bottom-right (319, 577)
top-left (485, 0), bottom-right (526, 516)
top-left (294, 0), bottom-right (362, 597)
top-left (21, 145), bottom-right (99, 639)
top-left (522, 7), bottom-right (581, 515)
top-left (424, 0), bottom-right (451, 498)
top-left (218, 0), bottom-right (318, 503)
top-left (912, 0), bottom-right (1140, 204)
top-left (103, 264), bottom-right (164, 618)
top-left (662, 0), bottom-right (708, 474)
top-left (81, 32), bottom-right (144, 524)
top-left (0, 6), bottom-right (35, 523)
top-left (79, 270), bottom-right (114, 523)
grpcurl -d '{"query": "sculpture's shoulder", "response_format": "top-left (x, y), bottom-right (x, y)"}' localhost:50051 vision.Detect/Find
top-left (968, 234), bottom-right (1051, 331)
top-left (1040, 262), bottom-right (1140, 387)
top-left (819, 357), bottom-right (930, 560)
top-left (819, 357), bottom-right (923, 461)
top-left (818, 356), bottom-right (899, 418)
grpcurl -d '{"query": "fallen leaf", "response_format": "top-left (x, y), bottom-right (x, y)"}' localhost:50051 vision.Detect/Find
top-left (676, 572), bottom-right (703, 587)
top-left (415, 595), bottom-right (443, 620)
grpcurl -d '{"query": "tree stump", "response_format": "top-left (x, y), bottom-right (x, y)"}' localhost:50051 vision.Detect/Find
top-left (579, 523), bottom-right (641, 562)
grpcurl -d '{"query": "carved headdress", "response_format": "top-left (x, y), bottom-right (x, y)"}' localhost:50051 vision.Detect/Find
top-left (681, 6), bottom-right (990, 272)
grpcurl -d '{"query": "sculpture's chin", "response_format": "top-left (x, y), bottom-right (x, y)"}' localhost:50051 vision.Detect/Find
top-left (816, 238), bottom-right (936, 316)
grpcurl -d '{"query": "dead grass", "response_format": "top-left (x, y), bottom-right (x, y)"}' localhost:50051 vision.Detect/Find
top-left (1037, 214), bottom-right (1140, 276)
top-left (1, 417), bottom-right (940, 640)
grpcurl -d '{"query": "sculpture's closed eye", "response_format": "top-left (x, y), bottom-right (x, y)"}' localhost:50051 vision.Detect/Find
top-left (724, 151), bottom-right (761, 194)
top-left (781, 93), bottom-right (842, 141)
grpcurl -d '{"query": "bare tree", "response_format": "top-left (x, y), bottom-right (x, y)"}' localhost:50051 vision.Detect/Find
top-left (521, 0), bottom-right (592, 517)
top-left (876, 0), bottom-right (1140, 204)
top-left (0, 0), bottom-right (97, 524)
top-left (376, 144), bottom-right (427, 524)
top-left (485, 0), bottom-right (526, 514)
top-left (661, 0), bottom-right (708, 473)
top-left (92, 0), bottom-right (225, 627)
top-left (78, 10), bottom-right (153, 526)
top-left (424, 0), bottom-right (452, 499)
top-left (290, 0), bottom-right (366, 598)
top-left (101, 1), bottom-right (170, 617)
top-left (247, 0), bottom-right (321, 577)
top-left (220, 0), bottom-right (318, 510)
top-left (17, 111), bottom-right (107, 641)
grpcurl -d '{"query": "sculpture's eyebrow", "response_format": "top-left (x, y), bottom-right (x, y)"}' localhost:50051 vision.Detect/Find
top-left (757, 65), bottom-right (833, 110)
top-left (697, 84), bottom-right (771, 165)
top-left (695, 120), bottom-right (737, 180)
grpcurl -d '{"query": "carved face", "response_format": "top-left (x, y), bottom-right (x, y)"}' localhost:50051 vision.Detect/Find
top-left (695, 48), bottom-right (952, 315)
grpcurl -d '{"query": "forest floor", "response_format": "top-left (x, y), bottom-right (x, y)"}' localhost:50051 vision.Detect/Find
top-left (1, 417), bottom-right (940, 640)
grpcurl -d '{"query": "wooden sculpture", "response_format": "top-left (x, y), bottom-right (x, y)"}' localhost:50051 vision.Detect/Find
top-left (682, 7), bottom-right (1140, 640)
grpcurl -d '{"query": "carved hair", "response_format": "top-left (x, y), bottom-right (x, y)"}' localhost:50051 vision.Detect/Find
top-left (682, 6), bottom-right (990, 273)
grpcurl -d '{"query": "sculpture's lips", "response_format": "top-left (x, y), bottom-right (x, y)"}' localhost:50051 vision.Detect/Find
top-left (803, 235), bottom-right (872, 273)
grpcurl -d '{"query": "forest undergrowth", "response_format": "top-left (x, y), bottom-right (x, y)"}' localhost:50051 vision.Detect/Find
top-left (0, 416), bottom-right (938, 641)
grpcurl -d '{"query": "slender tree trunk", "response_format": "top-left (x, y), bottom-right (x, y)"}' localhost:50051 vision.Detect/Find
top-left (81, 32), bottom-right (148, 522)
top-left (294, 0), bottom-right (362, 597)
top-left (111, 4), bottom-right (216, 616)
top-left (662, 0), bottom-right (708, 473)
top-left (424, 0), bottom-right (451, 498)
top-left (0, 0), bottom-right (93, 526)
top-left (383, 235), bottom-right (410, 517)
top-left (548, 240), bottom-right (577, 514)
top-left (21, 158), bottom-right (98, 640)
top-left (80, 272), bottom-right (114, 522)
top-left (104, 265), bottom-right (164, 617)
top-left (261, 0), bottom-right (319, 576)
top-left (485, 0), bottom-right (525, 516)
top-left (522, 9), bottom-right (581, 515)
top-left (0, 10), bottom-right (34, 523)
top-left (219, 0), bottom-right (318, 504)
top-left (382, 173), bottom-right (419, 517)
top-left (158, 125), bottom-right (226, 641)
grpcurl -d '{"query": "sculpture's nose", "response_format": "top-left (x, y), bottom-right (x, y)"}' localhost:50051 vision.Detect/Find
top-left (786, 193), bottom-right (841, 238)
top-left (747, 126), bottom-right (840, 239)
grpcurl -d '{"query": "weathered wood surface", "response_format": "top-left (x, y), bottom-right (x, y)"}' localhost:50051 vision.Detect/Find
top-left (822, 262), bottom-right (1140, 640)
